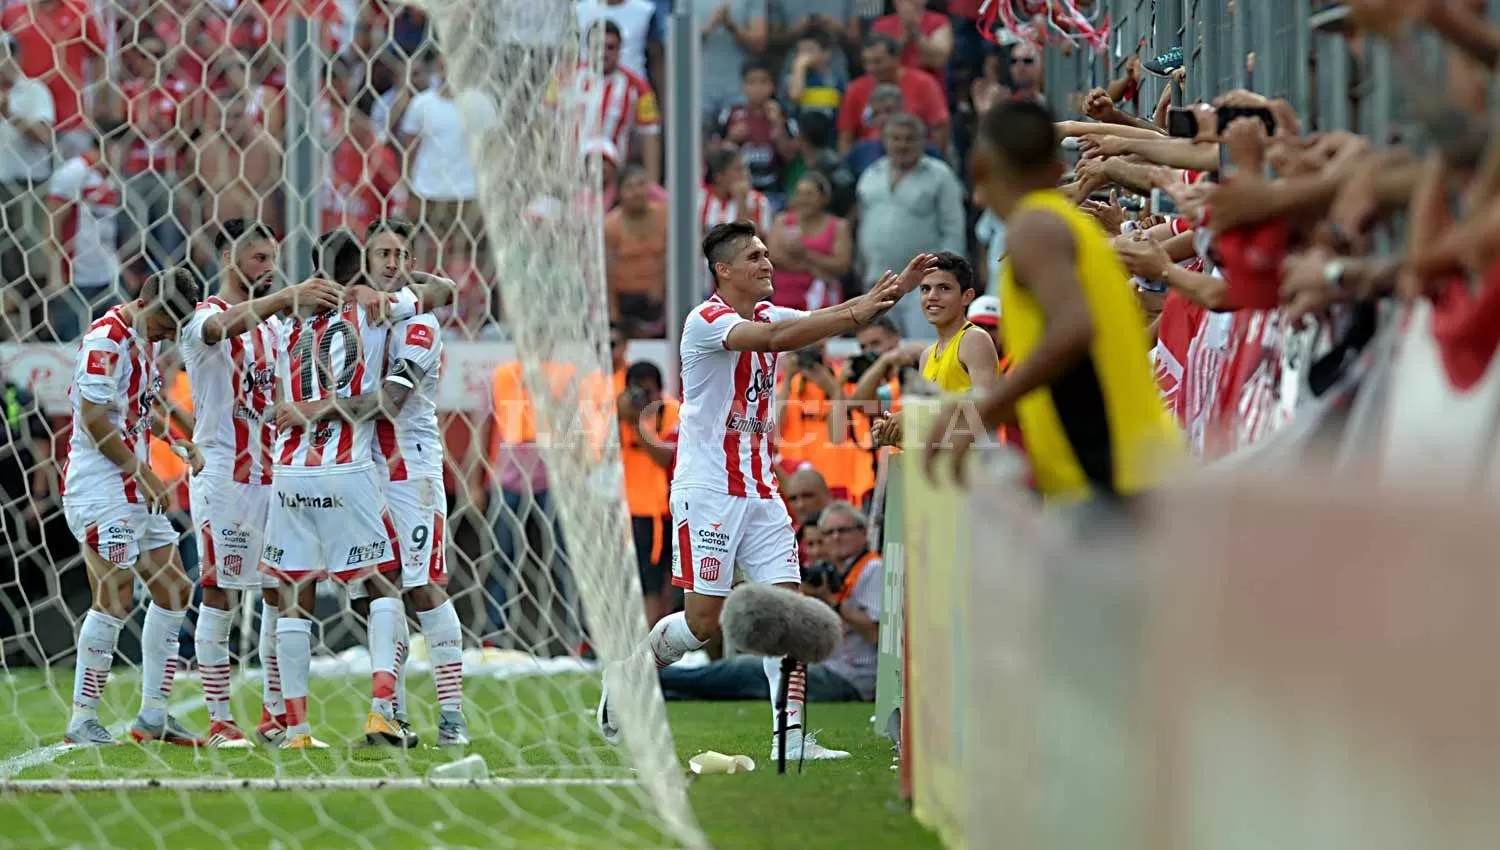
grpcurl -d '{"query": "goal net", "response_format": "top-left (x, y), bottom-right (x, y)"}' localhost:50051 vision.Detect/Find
top-left (0, 1), bottom-right (701, 847)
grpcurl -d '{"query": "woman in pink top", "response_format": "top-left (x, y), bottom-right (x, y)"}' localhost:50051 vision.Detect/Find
top-left (769, 173), bottom-right (852, 311)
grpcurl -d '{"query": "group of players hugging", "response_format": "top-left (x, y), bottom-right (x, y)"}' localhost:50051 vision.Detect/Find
top-left (59, 217), bottom-right (469, 751)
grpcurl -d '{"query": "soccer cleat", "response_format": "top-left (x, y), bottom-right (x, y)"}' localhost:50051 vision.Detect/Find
top-left (206, 720), bottom-right (255, 749)
top-left (771, 729), bottom-right (850, 762)
top-left (437, 709), bottom-right (471, 748)
top-left (63, 718), bottom-right (116, 747)
top-left (130, 714), bottom-right (205, 747)
top-left (396, 719), bottom-right (421, 748)
top-left (595, 680), bottom-right (620, 745)
top-left (1141, 45), bottom-right (1183, 77)
top-left (280, 732), bottom-right (330, 750)
top-left (255, 708), bottom-right (288, 746)
top-left (364, 710), bottom-right (417, 748)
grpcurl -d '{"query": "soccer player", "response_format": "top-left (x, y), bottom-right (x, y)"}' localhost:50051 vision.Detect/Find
top-left (62, 268), bottom-right (206, 746)
top-left (180, 219), bottom-right (343, 747)
top-left (263, 231), bottom-right (453, 749)
top-left (343, 217), bottom-right (469, 747)
top-left (922, 100), bottom-right (1181, 498)
top-left (598, 220), bottom-right (922, 760)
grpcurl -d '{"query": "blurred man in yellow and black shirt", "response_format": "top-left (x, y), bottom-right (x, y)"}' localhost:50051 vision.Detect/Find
top-left (924, 100), bottom-right (1181, 502)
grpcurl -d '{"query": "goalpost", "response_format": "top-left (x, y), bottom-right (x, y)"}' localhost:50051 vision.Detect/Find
top-left (0, 1), bottom-right (702, 847)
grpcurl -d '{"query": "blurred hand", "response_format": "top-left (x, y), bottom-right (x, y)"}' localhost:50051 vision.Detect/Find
top-left (871, 411), bottom-right (904, 447)
top-left (1080, 197), bottom-right (1126, 234)
top-left (289, 277), bottom-right (343, 314)
top-left (176, 440), bottom-right (205, 476)
top-left (1165, 181), bottom-right (1213, 224)
top-left (1280, 247), bottom-right (1344, 320)
top-left (139, 468), bottom-right (172, 514)
top-left (970, 77), bottom-right (1008, 115)
top-left (616, 390), bottom-right (642, 425)
top-left (1083, 87), bottom-right (1115, 121)
top-left (895, 252), bottom-right (940, 295)
top-left (851, 271), bottom-right (902, 324)
top-left (1116, 234), bottom-right (1173, 280)
top-left (349, 284), bottom-right (392, 321)
top-left (1081, 134), bottom-right (1132, 160)
top-left (1222, 116), bottom-right (1269, 173)
top-left (1171, 66), bottom-right (1187, 86)
top-left (1124, 55), bottom-right (1142, 84)
top-left (1328, 170), bottom-right (1381, 245)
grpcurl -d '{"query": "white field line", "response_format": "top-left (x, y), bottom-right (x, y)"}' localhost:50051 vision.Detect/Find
top-left (0, 693), bottom-right (207, 779)
top-left (1, 777), bottom-right (640, 793)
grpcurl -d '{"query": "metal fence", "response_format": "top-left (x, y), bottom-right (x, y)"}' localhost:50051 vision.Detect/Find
top-left (1039, 0), bottom-right (1491, 143)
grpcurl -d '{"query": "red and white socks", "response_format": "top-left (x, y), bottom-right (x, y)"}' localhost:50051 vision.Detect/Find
top-left (70, 609), bottom-right (123, 724)
top-left (647, 612), bottom-right (706, 669)
top-left (368, 597), bottom-right (401, 717)
top-left (276, 617), bottom-right (313, 736)
top-left (419, 601), bottom-right (464, 713)
top-left (138, 603), bottom-right (185, 726)
top-left (195, 605), bottom-right (234, 724)
top-left (763, 657), bottom-right (806, 733)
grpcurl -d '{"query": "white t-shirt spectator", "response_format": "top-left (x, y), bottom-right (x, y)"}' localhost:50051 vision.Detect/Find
top-left (0, 74), bottom-right (54, 182)
top-left (576, 0), bottom-right (656, 78)
top-left (47, 153), bottom-right (119, 288)
top-left (692, 0), bottom-right (766, 116)
top-left (398, 88), bottom-right (497, 201)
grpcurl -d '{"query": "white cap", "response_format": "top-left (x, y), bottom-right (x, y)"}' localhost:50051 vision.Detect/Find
top-left (967, 295), bottom-right (1001, 327)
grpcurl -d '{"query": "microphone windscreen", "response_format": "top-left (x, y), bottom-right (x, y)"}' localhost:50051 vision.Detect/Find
top-left (720, 584), bottom-right (843, 663)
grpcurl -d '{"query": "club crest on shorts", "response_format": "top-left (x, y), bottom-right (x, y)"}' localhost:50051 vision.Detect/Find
top-left (698, 556), bottom-right (721, 582)
top-left (106, 542), bottom-right (129, 564)
top-left (223, 554), bottom-right (243, 577)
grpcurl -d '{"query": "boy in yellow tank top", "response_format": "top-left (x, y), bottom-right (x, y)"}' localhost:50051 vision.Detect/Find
top-left (922, 100), bottom-right (1181, 501)
top-left (916, 252), bottom-right (1001, 396)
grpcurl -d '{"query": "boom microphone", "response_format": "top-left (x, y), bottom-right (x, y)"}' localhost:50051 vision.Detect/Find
top-left (720, 584), bottom-right (842, 664)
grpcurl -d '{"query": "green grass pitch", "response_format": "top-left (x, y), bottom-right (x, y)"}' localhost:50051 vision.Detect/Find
top-left (0, 669), bottom-right (940, 849)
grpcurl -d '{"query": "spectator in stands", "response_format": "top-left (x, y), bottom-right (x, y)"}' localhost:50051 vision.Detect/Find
top-left (693, 0), bottom-right (769, 122)
top-left (838, 34), bottom-right (949, 155)
top-left (700, 147), bottom-right (773, 238)
top-left (769, 172), bottom-right (851, 310)
top-left (577, 0), bottom-right (658, 81)
top-left (796, 512), bottom-right (828, 567)
top-left (783, 112), bottom-right (855, 217)
top-left (771, 0), bottom-right (860, 58)
top-left (1006, 40), bottom-right (1045, 104)
top-left (855, 114), bottom-right (967, 338)
top-left (578, 20), bottom-right (663, 186)
top-left (606, 164), bottom-right (669, 338)
top-left (617, 360), bottom-right (679, 628)
top-left (713, 59), bottom-right (797, 208)
top-left (44, 129), bottom-right (122, 342)
top-left (2, 0), bottom-right (104, 156)
top-left (783, 465), bottom-right (832, 527)
top-left (778, 346), bottom-right (876, 504)
top-left (844, 83), bottom-right (946, 179)
top-left (0, 373), bottom-right (52, 548)
top-left (192, 89), bottom-right (282, 270)
top-left (657, 500), bottom-right (878, 703)
top-left (783, 26), bottom-right (845, 122)
top-left (375, 43), bottom-right (437, 144)
top-left (871, 0), bottom-right (954, 79)
top-left (398, 52), bottom-right (491, 269)
top-left (321, 92), bottom-right (403, 236)
top-left (0, 33), bottom-right (53, 340)
top-left (116, 34), bottom-right (193, 270)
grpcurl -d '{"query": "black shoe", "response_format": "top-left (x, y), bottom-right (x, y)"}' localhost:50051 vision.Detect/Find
top-left (1141, 46), bottom-right (1183, 77)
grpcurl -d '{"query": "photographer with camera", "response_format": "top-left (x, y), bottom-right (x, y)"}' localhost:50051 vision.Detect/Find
top-left (616, 361), bottom-right (680, 628)
top-left (777, 343), bottom-right (875, 505)
top-left (655, 501), bottom-right (879, 704)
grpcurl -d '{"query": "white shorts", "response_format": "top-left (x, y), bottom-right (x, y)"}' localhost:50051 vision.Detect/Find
top-left (348, 476), bottom-right (448, 599)
top-left (669, 488), bottom-right (799, 597)
top-left (64, 498), bottom-right (179, 569)
top-left (260, 464), bottom-right (400, 583)
top-left (190, 474), bottom-right (276, 590)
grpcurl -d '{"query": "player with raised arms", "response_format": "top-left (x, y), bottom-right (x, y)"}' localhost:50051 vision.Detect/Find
top-left (598, 220), bottom-right (932, 760)
top-left (332, 218), bottom-right (468, 747)
top-left (264, 231), bottom-right (455, 749)
top-left (62, 268), bottom-right (206, 746)
top-left (180, 219), bottom-right (344, 747)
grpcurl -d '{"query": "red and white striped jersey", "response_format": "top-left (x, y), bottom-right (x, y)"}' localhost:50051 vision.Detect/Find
top-left (179, 297), bottom-right (282, 484)
top-left (373, 315), bottom-right (444, 482)
top-left (699, 187), bottom-right (773, 237)
top-left (47, 152), bottom-right (120, 287)
top-left (274, 301), bottom-right (412, 470)
top-left (675, 295), bottom-right (806, 498)
top-left (569, 64), bottom-right (660, 164)
top-left (62, 307), bottom-right (161, 504)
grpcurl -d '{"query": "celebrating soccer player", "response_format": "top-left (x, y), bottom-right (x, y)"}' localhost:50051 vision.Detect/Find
top-left (341, 218), bottom-right (469, 747)
top-left (180, 220), bottom-right (343, 747)
top-left (62, 268), bottom-right (205, 747)
top-left (598, 220), bottom-right (928, 760)
top-left (266, 230), bottom-right (456, 749)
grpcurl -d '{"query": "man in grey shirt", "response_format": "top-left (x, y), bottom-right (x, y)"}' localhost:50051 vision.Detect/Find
top-left (855, 113), bottom-right (967, 339)
top-left (693, 0), bottom-right (769, 124)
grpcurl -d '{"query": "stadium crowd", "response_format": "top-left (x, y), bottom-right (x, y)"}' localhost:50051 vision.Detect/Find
top-left (3, 0), bottom-right (1499, 718)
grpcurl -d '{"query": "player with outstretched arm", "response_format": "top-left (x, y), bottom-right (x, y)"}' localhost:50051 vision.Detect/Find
top-left (62, 268), bottom-right (206, 747)
top-left (598, 220), bottom-right (932, 760)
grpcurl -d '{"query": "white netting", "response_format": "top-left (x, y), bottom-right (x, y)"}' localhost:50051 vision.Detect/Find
top-left (0, 1), bottom-right (700, 847)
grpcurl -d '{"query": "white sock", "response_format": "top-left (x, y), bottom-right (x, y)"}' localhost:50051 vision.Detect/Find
top-left (764, 656), bottom-right (806, 734)
top-left (646, 611), bottom-right (706, 669)
top-left (139, 603), bottom-right (185, 725)
top-left (418, 601), bottom-right (463, 713)
top-left (276, 617), bottom-right (313, 736)
top-left (368, 597), bottom-right (401, 717)
top-left (393, 613), bottom-right (410, 722)
top-left (70, 610), bottom-right (123, 724)
top-left (258, 600), bottom-right (283, 717)
top-left (195, 605), bottom-right (234, 723)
